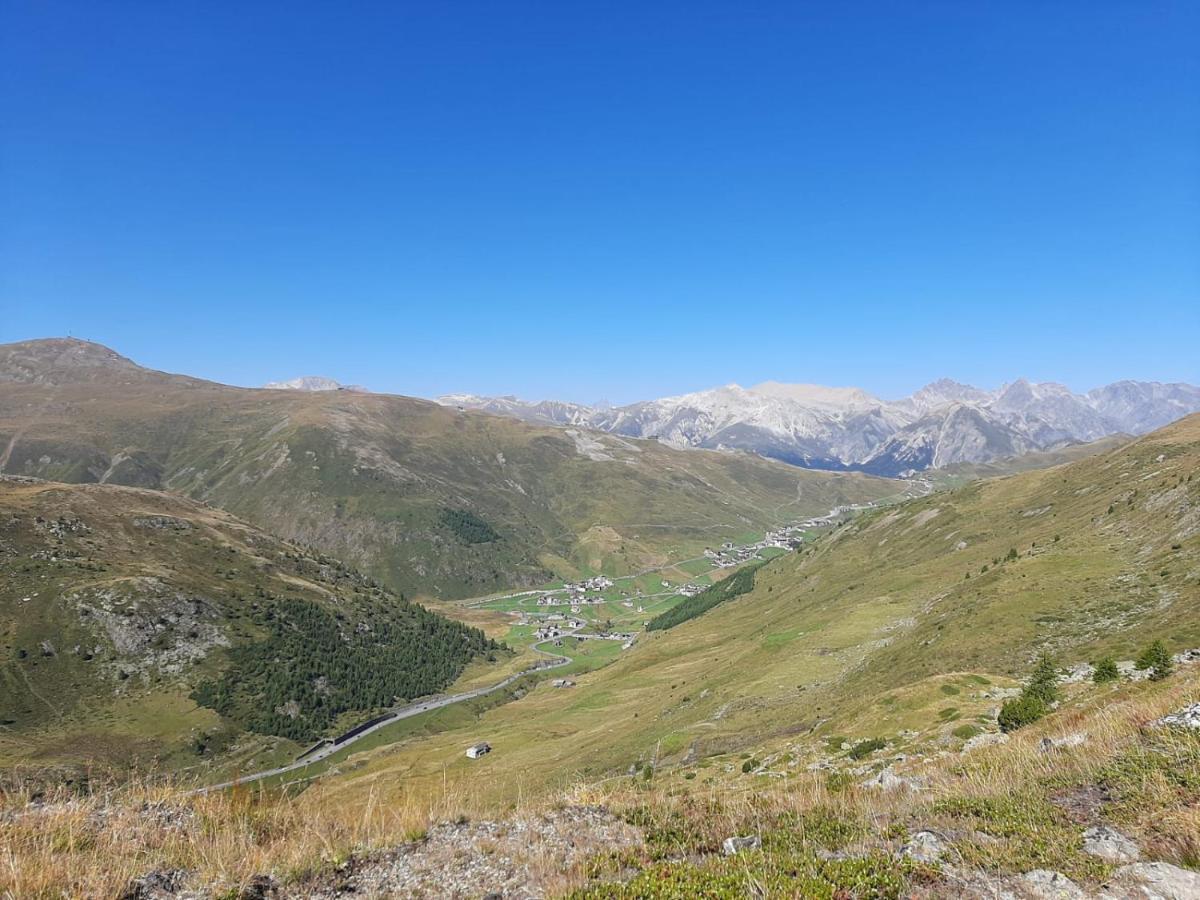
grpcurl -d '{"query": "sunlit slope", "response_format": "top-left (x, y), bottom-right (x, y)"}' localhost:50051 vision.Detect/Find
top-left (307, 414), bottom-right (1199, 812)
top-left (0, 339), bottom-right (896, 599)
top-left (0, 478), bottom-right (496, 772)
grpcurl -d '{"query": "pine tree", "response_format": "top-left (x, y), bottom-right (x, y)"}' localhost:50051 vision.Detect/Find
top-left (1092, 656), bottom-right (1119, 683)
top-left (1136, 640), bottom-right (1173, 681)
top-left (1025, 653), bottom-right (1059, 705)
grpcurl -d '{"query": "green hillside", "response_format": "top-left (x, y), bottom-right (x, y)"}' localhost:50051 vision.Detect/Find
top-left (0, 477), bottom-right (497, 772)
top-left (302, 413), bottom-right (1200, 815)
top-left (0, 339), bottom-right (897, 599)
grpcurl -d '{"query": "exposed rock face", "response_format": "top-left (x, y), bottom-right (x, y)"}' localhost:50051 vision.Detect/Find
top-left (262, 376), bottom-right (368, 392)
top-left (1082, 825), bottom-right (1140, 863)
top-left (71, 579), bottom-right (230, 678)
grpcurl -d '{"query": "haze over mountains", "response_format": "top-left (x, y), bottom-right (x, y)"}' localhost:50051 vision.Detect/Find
top-left (440, 378), bottom-right (1200, 476)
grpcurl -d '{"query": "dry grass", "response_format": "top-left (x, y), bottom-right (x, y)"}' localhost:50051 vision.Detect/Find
top-left (3, 668), bottom-right (1197, 898)
top-left (566, 668), bottom-right (1200, 889)
top-left (0, 771), bottom-right (486, 899)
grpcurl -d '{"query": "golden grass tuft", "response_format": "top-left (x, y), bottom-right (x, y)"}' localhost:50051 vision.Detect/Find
top-left (0, 771), bottom-right (484, 899)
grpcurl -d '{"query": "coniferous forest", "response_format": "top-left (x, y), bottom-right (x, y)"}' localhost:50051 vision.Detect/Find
top-left (193, 595), bottom-right (499, 741)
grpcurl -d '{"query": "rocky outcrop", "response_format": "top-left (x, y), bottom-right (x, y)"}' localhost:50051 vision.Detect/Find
top-left (1082, 825), bottom-right (1140, 863)
top-left (303, 806), bottom-right (641, 899)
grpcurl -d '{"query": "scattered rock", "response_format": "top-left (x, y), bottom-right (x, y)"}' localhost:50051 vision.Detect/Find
top-left (1060, 664), bottom-right (1094, 684)
top-left (1101, 861), bottom-right (1200, 899)
top-left (899, 830), bottom-right (947, 864)
top-left (302, 806), bottom-right (641, 900)
top-left (1156, 703), bottom-right (1200, 731)
top-left (1173, 648), bottom-right (1200, 666)
top-left (962, 732), bottom-right (1009, 753)
top-left (1082, 825), bottom-right (1140, 863)
top-left (946, 867), bottom-right (1089, 899)
top-left (118, 868), bottom-right (189, 900)
top-left (133, 516), bottom-right (193, 531)
top-left (722, 835), bottom-right (762, 855)
top-left (1018, 869), bottom-right (1088, 898)
top-left (861, 768), bottom-right (922, 792)
top-left (1117, 661), bottom-right (1153, 682)
top-left (1039, 733), bottom-right (1089, 753)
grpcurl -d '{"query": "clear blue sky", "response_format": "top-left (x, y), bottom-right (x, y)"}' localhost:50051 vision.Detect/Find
top-left (2, 2), bottom-right (1197, 403)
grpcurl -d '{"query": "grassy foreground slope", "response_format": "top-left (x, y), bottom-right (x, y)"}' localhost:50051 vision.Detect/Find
top-left (300, 413), bottom-right (1199, 817)
top-left (0, 339), bottom-right (896, 599)
top-left (0, 477), bottom-right (497, 771)
top-left (6, 592), bottom-right (1198, 898)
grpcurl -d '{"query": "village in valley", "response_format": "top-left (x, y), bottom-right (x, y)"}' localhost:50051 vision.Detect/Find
top-left (450, 500), bottom-right (907, 760)
top-left (468, 507), bottom-right (882, 674)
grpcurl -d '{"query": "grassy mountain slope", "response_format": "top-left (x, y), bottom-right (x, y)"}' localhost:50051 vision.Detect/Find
top-left (0, 477), bottom-right (497, 772)
top-left (0, 339), bottom-right (897, 599)
top-left (299, 413), bottom-right (1199, 817)
top-left (8, 639), bottom-right (1198, 898)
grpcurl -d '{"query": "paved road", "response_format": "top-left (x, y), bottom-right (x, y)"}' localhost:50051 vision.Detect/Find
top-left (194, 497), bottom-right (912, 793)
top-left (193, 632), bottom-right (577, 793)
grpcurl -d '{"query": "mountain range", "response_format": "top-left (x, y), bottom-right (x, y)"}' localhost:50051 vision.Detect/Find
top-left (0, 338), bottom-right (892, 599)
top-left (439, 377), bottom-right (1200, 476)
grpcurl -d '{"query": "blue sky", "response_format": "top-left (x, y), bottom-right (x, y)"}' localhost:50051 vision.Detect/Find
top-left (2, 2), bottom-right (1197, 404)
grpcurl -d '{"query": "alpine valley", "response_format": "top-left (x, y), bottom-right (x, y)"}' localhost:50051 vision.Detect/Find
top-left (4, 338), bottom-right (1200, 900)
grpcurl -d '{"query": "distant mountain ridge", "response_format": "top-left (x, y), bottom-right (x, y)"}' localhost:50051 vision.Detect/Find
top-left (0, 338), bottom-right (893, 599)
top-left (439, 377), bottom-right (1200, 476)
top-left (263, 376), bottom-right (368, 392)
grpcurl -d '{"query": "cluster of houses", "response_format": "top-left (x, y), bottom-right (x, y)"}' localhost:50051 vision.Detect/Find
top-left (702, 528), bottom-right (802, 568)
top-left (532, 619), bottom-right (586, 641)
top-left (536, 593), bottom-right (605, 607)
top-left (534, 576), bottom-right (616, 607)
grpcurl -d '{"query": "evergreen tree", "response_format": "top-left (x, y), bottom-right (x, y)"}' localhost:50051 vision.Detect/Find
top-left (997, 653), bottom-right (1058, 733)
top-left (1136, 640), bottom-right (1173, 681)
top-left (1092, 656), bottom-right (1119, 683)
top-left (1025, 653), bottom-right (1059, 705)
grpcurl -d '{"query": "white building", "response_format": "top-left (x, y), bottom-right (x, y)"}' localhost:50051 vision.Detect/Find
top-left (466, 742), bottom-right (491, 759)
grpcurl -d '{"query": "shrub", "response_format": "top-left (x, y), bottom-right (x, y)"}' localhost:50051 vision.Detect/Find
top-left (1136, 640), bottom-right (1173, 681)
top-left (998, 694), bottom-right (1048, 733)
top-left (848, 737), bottom-right (886, 760)
top-left (1092, 656), bottom-right (1119, 683)
top-left (741, 758), bottom-right (759, 774)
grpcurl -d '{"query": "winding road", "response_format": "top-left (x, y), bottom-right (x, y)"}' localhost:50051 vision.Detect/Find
top-left (195, 495), bottom-right (914, 793)
top-left (193, 631), bottom-right (577, 793)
